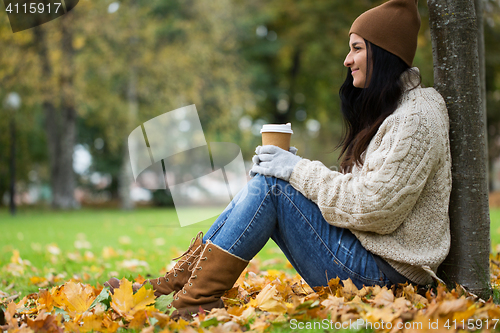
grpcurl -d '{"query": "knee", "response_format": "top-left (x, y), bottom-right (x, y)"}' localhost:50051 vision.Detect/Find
top-left (247, 174), bottom-right (271, 196)
top-left (249, 174), bottom-right (293, 196)
top-left (272, 177), bottom-right (296, 195)
top-left (252, 174), bottom-right (281, 187)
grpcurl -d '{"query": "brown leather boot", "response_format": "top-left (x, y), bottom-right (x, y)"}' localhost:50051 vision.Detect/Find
top-left (146, 231), bottom-right (205, 297)
top-left (167, 241), bottom-right (249, 319)
top-left (104, 232), bottom-right (205, 297)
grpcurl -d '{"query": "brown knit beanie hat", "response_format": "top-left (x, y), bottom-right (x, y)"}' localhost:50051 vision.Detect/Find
top-left (349, 0), bottom-right (421, 67)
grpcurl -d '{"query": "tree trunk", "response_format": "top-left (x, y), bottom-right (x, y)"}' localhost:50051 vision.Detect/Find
top-left (9, 118), bottom-right (16, 215)
top-left (55, 10), bottom-right (78, 209)
top-left (428, 0), bottom-right (491, 298)
top-left (119, 1), bottom-right (139, 210)
top-left (0, 178), bottom-right (6, 207)
top-left (119, 67), bottom-right (137, 210)
top-left (475, 0), bottom-right (490, 191)
top-left (34, 15), bottom-right (77, 209)
top-left (119, 145), bottom-right (135, 210)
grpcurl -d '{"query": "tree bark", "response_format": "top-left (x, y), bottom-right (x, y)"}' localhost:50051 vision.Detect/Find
top-left (428, 0), bottom-right (491, 298)
top-left (475, 0), bottom-right (490, 190)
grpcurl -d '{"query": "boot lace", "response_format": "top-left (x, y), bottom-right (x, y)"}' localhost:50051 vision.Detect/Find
top-left (167, 231), bottom-right (204, 277)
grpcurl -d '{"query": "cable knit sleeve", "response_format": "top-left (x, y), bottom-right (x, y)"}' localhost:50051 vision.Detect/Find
top-left (289, 92), bottom-right (446, 234)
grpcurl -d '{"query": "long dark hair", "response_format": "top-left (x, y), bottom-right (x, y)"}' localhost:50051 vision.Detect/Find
top-left (338, 39), bottom-right (417, 173)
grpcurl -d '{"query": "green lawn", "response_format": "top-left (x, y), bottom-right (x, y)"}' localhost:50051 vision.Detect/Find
top-left (490, 209), bottom-right (500, 248)
top-left (1, 206), bottom-right (499, 297)
top-left (0, 207), bottom-right (287, 295)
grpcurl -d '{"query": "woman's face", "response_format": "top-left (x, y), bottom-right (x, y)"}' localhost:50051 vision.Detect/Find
top-left (344, 33), bottom-right (368, 88)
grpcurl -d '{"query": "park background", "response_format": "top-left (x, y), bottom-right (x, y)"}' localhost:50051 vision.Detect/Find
top-left (1, 0), bottom-right (500, 314)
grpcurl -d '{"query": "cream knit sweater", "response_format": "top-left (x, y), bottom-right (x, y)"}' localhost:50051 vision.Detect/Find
top-left (289, 68), bottom-right (451, 285)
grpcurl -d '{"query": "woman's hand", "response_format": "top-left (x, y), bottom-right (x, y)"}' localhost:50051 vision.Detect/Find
top-left (249, 145), bottom-right (302, 181)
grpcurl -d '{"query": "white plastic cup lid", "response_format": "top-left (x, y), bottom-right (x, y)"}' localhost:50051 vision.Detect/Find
top-left (260, 123), bottom-right (293, 134)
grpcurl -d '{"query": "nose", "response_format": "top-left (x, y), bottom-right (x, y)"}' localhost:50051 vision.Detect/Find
top-left (344, 51), bottom-right (353, 68)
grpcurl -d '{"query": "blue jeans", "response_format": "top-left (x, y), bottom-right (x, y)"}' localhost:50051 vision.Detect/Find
top-left (203, 175), bottom-right (390, 289)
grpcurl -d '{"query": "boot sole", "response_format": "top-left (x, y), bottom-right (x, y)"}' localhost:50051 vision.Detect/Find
top-left (172, 299), bottom-right (224, 320)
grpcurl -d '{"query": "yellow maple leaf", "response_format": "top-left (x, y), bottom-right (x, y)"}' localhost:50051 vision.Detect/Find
top-left (369, 287), bottom-right (394, 307)
top-left (402, 284), bottom-right (428, 306)
top-left (437, 297), bottom-right (468, 317)
top-left (37, 289), bottom-right (54, 312)
top-left (15, 295), bottom-right (28, 310)
top-left (102, 313), bottom-right (120, 332)
top-left (452, 304), bottom-right (477, 322)
top-left (64, 320), bottom-right (81, 332)
top-left (4, 302), bottom-right (19, 328)
top-left (227, 304), bottom-right (247, 317)
top-left (26, 310), bottom-right (63, 333)
top-left (110, 278), bottom-right (156, 321)
top-left (30, 276), bottom-right (48, 287)
top-left (62, 281), bottom-right (96, 314)
top-left (340, 278), bottom-right (359, 300)
top-left (392, 296), bottom-right (412, 312)
top-left (50, 285), bottom-right (67, 309)
top-left (365, 306), bottom-right (400, 323)
top-left (235, 306), bottom-right (256, 324)
top-left (128, 310), bottom-right (148, 329)
top-left (250, 283), bottom-right (287, 314)
top-left (80, 313), bottom-right (103, 333)
top-left (167, 318), bottom-right (189, 331)
top-left (328, 277), bottom-right (341, 288)
top-left (265, 269), bottom-right (284, 278)
top-left (321, 295), bottom-right (345, 311)
top-left (151, 311), bottom-right (171, 329)
top-left (135, 274), bottom-right (146, 284)
top-left (485, 302), bottom-right (500, 319)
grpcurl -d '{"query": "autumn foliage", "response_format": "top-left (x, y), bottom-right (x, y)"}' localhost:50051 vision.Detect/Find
top-left (1, 253), bottom-right (500, 332)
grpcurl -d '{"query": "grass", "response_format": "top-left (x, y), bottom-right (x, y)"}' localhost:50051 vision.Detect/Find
top-left (490, 209), bottom-right (500, 248)
top-left (1, 206), bottom-right (500, 293)
top-left (0, 207), bottom-right (288, 296)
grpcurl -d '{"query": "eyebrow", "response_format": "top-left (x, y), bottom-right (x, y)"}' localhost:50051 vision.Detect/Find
top-left (351, 41), bottom-right (363, 48)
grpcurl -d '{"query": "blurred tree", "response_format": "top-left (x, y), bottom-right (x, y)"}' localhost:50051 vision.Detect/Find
top-left (0, 14), bottom-right (48, 207)
top-left (31, 10), bottom-right (78, 209)
top-left (0, 0), bottom-right (473, 210)
top-left (75, 0), bottom-right (253, 207)
top-left (118, 0), bottom-right (140, 211)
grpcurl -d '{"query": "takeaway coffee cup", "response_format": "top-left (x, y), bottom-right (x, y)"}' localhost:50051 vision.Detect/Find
top-left (260, 123), bottom-right (293, 150)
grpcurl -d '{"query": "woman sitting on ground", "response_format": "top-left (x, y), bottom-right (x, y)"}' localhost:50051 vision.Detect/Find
top-left (107, 0), bottom-right (451, 319)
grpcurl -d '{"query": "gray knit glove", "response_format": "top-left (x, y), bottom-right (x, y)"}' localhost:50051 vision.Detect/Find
top-left (249, 145), bottom-right (301, 181)
top-left (249, 146), bottom-right (298, 178)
